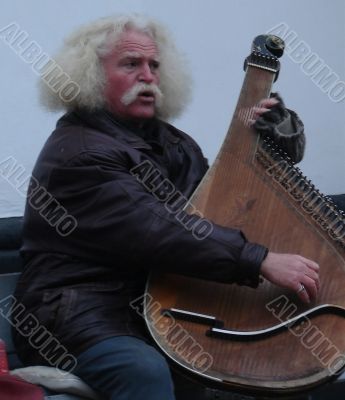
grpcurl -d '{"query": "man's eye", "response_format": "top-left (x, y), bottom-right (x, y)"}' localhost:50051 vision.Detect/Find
top-left (151, 61), bottom-right (160, 70)
top-left (125, 61), bottom-right (138, 68)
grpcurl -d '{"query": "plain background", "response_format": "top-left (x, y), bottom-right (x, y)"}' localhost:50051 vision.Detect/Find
top-left (1, 0), bottom-right (344, 217)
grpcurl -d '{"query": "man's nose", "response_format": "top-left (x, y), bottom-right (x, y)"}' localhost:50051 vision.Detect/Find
top-left (139, 64), bottom-right (155, 83)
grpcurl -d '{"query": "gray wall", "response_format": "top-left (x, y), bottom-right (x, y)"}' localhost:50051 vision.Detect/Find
top-left (1, 0), bottom-right (344, 217)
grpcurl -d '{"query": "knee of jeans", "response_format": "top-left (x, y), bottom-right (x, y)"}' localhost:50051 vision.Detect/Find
top-left (123, 353), bottom-right (172, 385)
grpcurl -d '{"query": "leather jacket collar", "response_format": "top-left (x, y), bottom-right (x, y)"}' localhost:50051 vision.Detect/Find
top-left (56, 109), bottom-right (181, 150)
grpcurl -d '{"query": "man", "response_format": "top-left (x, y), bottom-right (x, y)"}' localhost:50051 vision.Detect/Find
top-left (13, 15), bottom-right (319, 400)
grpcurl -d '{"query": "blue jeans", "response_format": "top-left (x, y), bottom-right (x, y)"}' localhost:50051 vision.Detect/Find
top-left (74, 336), bottom-right (175, 400)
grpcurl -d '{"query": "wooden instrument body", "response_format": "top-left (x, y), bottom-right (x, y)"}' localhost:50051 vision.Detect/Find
top-left (145, 37), bottom-right (345, 395)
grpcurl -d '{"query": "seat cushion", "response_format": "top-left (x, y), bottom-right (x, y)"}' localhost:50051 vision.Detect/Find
top-left (0, 249), bottom-right (23, 273)
top-left (0, 272), bottom-right (21, 357)
top-left (0, 217), bottom-right (23, 273)
top-left (0, 217), bottom-right (23, 249)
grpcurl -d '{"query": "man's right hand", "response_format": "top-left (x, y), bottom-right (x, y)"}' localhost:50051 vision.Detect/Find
top-left (260, 252), bottom-right (320, 304)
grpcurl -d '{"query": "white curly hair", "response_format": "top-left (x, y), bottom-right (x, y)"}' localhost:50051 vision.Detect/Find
top-left (39, 14), bottom-right (192, 121)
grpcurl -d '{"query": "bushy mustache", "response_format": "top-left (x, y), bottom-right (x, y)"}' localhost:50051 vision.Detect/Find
top-left (121, 83), bottom-right (163, 108)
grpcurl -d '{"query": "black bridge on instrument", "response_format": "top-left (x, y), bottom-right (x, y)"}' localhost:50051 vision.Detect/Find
top-left (161, 304), bottom-right (345, 341)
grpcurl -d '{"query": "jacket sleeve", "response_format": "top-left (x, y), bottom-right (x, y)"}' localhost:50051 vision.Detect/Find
top-left (49, 149), bottom-right (267, 288)
top-left (253, 92), bottom-right (306, 163)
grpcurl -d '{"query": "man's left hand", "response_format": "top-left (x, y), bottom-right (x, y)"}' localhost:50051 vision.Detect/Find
top-left (248, 97), bottom-right (280, 125)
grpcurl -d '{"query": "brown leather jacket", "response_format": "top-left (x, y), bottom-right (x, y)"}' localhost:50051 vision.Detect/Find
top-left (13, 109), bottom-right (303, 364)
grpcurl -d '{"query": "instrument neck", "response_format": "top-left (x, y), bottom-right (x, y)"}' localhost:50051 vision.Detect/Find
top-left (219, 66), bottom-right (275, 164)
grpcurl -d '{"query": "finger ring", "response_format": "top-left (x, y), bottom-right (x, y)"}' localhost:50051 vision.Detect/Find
top-left (297, 283), bottom-right (306, 294)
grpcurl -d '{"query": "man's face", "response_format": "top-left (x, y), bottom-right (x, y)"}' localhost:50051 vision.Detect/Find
top-left (102, 29), bottom-right (161, 122)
